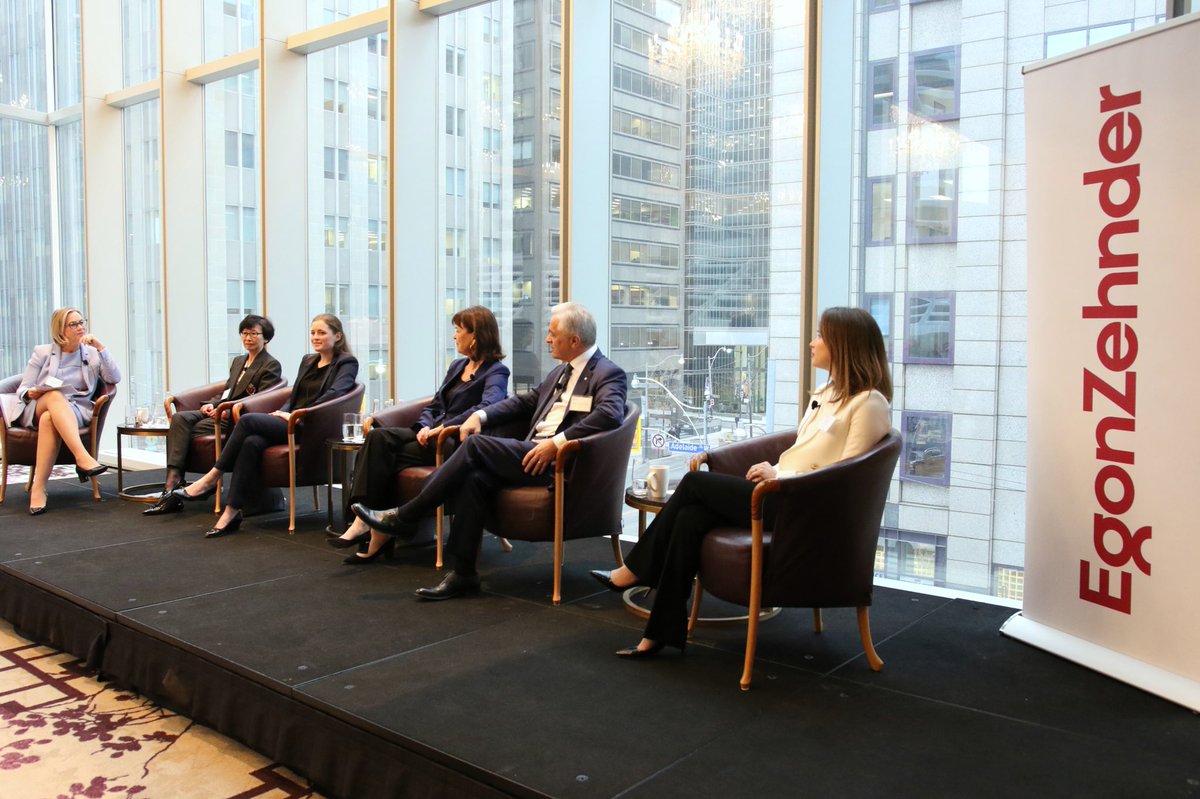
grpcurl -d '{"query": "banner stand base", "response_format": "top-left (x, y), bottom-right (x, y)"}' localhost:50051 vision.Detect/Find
top-left (1001, 612), bottom-right (1200, 712)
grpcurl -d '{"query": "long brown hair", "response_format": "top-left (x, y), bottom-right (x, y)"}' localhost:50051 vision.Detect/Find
top-left (819, 307), bottom-right (892, 403)
top-left (452, 305), bottom-right (506, 362)
top-left (312, 313), bottom-right (351, 356)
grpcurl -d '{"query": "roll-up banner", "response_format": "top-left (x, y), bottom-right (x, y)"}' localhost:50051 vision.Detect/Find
top-left (1002, 14), bottom-right (1200, 711)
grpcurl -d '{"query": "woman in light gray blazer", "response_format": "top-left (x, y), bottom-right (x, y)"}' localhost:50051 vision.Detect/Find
top-left (15, 307), bottom-right (121, 515)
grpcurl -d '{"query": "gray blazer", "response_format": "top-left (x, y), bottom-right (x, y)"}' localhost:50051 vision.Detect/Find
top-left (16, 343), bottom-right (122, 427)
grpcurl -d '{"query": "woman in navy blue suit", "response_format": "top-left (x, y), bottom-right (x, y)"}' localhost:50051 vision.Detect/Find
top-left (175, 314), bottom-right (359, 537)
top-left (328, 305), bottom-right (509, 554)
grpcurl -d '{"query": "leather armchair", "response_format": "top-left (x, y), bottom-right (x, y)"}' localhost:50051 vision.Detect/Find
top-left (0, 373), bottom-right (118, 505)
top-left (467, 402), bottom-right (641, 605)
top-left (166, 378), bottom-right (286, 512)
top-left (249, 383), bottom-right (365, 532)
top-left (688, 430), bottom-right (902, 690)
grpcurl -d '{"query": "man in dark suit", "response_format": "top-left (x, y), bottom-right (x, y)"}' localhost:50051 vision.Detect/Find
top-left (144, 315), bottom-right (283, 515)
top-left (353, 302), bottom-right (628, 600)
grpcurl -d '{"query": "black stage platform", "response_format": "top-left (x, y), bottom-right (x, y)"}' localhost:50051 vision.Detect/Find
top-left (1, 473), bottom-right (1196, 798)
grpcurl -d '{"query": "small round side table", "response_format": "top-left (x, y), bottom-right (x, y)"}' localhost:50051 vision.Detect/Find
top-left (327, 437), bottom-right (364, 534)
top-left (116, 424), bottom-right (170, 501)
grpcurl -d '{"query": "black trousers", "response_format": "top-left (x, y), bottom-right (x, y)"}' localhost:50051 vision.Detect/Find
top-left (213, 413), bottom-right (288, 509)
top-left (348, 426), bottom-right (443, 507)
top-left (397, 434), bottom-right (549, 576)
top-left (165, 410), bottom-right (229, 472)
top-left (623, 470), bottom-right (777, 649)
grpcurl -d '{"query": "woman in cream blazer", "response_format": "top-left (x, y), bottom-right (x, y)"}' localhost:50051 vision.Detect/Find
top-left (593, 307), bottom-right (893, 658)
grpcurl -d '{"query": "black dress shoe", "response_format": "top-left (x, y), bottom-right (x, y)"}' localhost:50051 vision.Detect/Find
top-left (351, 503), bottom-right (418, 540)
top-left (204, 511), bottom-right (243, 539)
top-left (143, 492), bottom-right (184, 516)
top-left (615, 641), bottom-right (666, 659)
top-left (589, 569), bottom-right (632, 593)
top-left (174, 484), bottom-right (217, 502)
top-left (76, 463), bottom-right (108, 483)
top-left (29, 506), bottom-right (46, 516)
top-left (415, 572), bottom-right (481, 601)
top-left (327, 530), bottom-right (370, 549)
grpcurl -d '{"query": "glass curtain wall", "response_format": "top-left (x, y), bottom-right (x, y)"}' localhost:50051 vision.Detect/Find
top-left (837, 0), bottom-right (1167, 600)
top-left (306, 14), bottom-right (390, 405)
top-left (203, 1), bottom-right (261, 373)
top-left (611, 0), bottom-right (793, 480)
top-left (0, 0), bottom-right (51, 377)
top-left (55, 0), bottom-right (85, 313)
top-left (122, 0), bottom-right (164, 424)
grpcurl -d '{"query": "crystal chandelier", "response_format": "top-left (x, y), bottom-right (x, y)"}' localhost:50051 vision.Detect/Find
top-left (651, 3), bottom-right (746, 82)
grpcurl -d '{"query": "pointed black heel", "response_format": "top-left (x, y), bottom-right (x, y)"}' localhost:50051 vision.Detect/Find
top-left (615, 641), bottom-right (668, 659)
top-left (343, 537), bottom-right (396, 565)
top-left (204, 511), bottom-right (243, 539)
top-left (173, 484), bottom-right (217, 502)
top-left (326, 530), bottom-right (371, 549)
top-left (76, 463), bottom-right (108, 483)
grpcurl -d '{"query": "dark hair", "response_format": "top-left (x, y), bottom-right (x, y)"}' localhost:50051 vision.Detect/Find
top-left (451, 305), bottom-right (506, 362)
top-left (819, 307), bottom-right (893, 404)
top-left (312, 313), bottom-right (352, 356)
top-left (239, 314), bottom-right (275, 343)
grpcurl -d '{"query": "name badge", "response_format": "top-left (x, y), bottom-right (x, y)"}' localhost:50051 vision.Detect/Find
top-left (44, 376), bottom-right (64, 389)
top-left (818, 415), bottom-right (838, 433)
top-left (220, 388), bottom-right (232, 400)
top-left (568, 395), bottom-right (593, 413)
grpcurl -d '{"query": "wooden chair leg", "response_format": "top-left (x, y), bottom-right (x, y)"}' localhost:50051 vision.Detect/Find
top-left (857, 606), bottom-right (884, 672)
top-left (1, 457), bottom-right (8, 505)
top-left (740, 590), bottom-right (762, 691)
top-left (551, 533), bottom-right (564, 605)
top-left (499, 537), bottom-right (513, 553)
top-left (812, 608), bottom-right (824, 633)
top-left (90, 475), bottom-right (101, 502)
top-left (435, 508), bottom-right (444, 569)
top-left (312, 485), bottom-right (320, 511)
top-left (687, 579), bottom-right (703, 636)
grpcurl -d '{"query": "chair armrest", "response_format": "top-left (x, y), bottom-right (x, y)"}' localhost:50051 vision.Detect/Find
top-left (693, 430), bottom-right (796, 477)
top-left (166, 381), bottom-right (226, 416)
top-left (364, 396), bottom-right (431, 434)
top-left (435, 426), bottom-right (460, 466)
top-left (231, 385), bottom-right (292, 422)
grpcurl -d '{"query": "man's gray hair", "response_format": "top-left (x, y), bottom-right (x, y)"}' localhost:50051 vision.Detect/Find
top-left (550, 302), bottom-right (597, 346)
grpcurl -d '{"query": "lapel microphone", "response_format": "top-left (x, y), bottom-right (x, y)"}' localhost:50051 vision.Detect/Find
top-left (810, 399), bottom-right (820, 410)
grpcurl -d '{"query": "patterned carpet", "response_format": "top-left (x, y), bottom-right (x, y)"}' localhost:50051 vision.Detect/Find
top-left (0, 619), bottom-right (323, 799)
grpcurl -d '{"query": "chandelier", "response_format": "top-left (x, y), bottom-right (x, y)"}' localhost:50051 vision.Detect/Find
top-left (651, 4), bottom-right (747, 82)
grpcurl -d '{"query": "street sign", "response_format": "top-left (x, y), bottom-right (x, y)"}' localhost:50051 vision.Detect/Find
top-left (667, 442), bottom-right (705, 454)
top-left (650, 432), bottom-right (666, 449)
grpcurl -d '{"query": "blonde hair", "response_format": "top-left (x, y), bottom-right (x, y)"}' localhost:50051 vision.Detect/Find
top-left (50, 307), bottom-right (84, 348)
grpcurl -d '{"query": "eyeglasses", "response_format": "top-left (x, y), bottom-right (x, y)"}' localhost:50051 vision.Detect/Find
top-left (66, 320), bottom-right (87, 330)
top-left (240, 330), bottom-right (263, 338)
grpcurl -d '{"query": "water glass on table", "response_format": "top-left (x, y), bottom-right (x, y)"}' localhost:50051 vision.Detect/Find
top-left (343, 412), bottom-right (363, 442)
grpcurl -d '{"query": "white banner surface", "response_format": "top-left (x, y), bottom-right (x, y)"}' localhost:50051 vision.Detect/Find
top-left (1003, 15), bottom-right (1200, 711)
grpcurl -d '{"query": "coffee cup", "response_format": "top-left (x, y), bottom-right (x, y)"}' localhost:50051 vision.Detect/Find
top-left (648, 465), bottom-right (669, 499)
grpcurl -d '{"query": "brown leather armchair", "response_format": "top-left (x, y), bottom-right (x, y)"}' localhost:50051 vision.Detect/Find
top-left (242, 383), bottom-right (365, 532)
top-left (0, 373), bottom-right (118, 505)
top-left (458, 402), bottom-right (641, 605)
top-left (687, 429), bottom-right (902, 690)
top-left (165, 378), bottom-right (286, 512)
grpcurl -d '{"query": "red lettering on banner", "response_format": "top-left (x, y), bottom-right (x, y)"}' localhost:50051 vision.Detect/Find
top-left (1079, 84), bottom-right (1151, 612)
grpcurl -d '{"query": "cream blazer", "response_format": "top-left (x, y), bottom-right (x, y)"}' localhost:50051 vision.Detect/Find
top-left (775, 384), bottom-right (891, 477)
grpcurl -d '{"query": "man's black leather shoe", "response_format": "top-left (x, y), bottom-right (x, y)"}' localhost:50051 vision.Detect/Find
top-left (143, 492), bottom-right (184, 516)
top-left (415, 572), bottom-right (481, 601)
top-left (351, 503), bottom-right (418, 540)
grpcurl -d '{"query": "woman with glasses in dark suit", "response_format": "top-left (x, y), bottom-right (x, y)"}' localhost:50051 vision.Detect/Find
top-left (328, 305), bottom-right (509, 559)
top-left (13, 308), bottom-right (121, 515)
top-left (172, 313), bottom-right (358, 537)
top-left (143, 314), bottom-right (283, 515)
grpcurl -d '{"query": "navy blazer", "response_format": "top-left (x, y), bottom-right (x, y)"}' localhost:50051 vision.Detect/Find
top-left (417, 358), bottom-right (510, 430)
top-left (484, 350), bottom-right (627, 442)
top-left (281, 353), bottom-right (359, 411)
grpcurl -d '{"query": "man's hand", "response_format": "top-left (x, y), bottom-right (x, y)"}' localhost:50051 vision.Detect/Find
top-left (200, 403), bottom-right (215, 417)
top-left (522, 438), bottom-right (560, 476)
top-left (417, 425), bottom-right (444, 446)
top-left (458, 413), bottom-right (483, 441)
top-left (746, 461), bottom-right (777, 483)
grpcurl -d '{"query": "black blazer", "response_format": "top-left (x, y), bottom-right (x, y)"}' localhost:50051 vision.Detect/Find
top-left (417, 358), bottom-right (510, 430)
top-left (208, 351), bottom-right (283, 405)
top-left (485, 350), bottom-right (627, 442)
top-left (281, 353), bottom-right (359, 411)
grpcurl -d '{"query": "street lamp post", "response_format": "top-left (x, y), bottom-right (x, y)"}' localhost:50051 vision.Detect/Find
top-left (638, 353), bottom-right (684, 462)
top-left (704, 346), bottom-right (729, 448)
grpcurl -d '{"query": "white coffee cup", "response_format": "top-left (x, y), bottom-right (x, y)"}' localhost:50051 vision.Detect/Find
top-left (647, 465), bottom-right (669, 499)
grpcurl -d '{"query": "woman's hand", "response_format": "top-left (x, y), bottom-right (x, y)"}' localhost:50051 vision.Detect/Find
top-left (200, 403), bottom-right (216, 417)
top-left (746, 461), bottom-right (777, 483)
top-left (80, 333), bottom-right (105, 351)
top-left (271, 410), bottom-right (292, 422)
top-left (25, 387), bottom-right (43, 400)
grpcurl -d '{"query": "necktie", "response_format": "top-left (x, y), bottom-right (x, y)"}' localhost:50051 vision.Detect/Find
top-left (527, 364), bottom-right (573, 440)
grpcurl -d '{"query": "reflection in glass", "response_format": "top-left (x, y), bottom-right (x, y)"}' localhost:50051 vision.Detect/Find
top-left (904, 293), bottom-right (954, 364)
top-left (901, 411), bottom-right (950, 485)
top-left (122, 0), bottom-right (158, 87)
top-left (54, 0), bottom-right (82, 108)
top-left (57, 121), bottom-right (87, 312)
top-left (910, 47), bottom-right (958, 120)
top-left (908, 169), bottom-right (956, 243)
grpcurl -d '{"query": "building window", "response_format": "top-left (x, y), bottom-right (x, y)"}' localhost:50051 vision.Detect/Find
top-left (483, 180), bottom-right (500, 209)
top-left (611, 194), bottom-right (680, 228)
top-left (612, 151), bottom-right (680, 188)
top-left (513, 136), bottom-right (533, 162)
top-left (868, 0), bottom-right (898, 10)
top-left (612, 325), bottom-right (682, 350)
top-left (865, 176), bottom-right (894, 245)
top-left (444, 167), bottom-right (466, 197)
top-left (904, 292), bottom-right (954, 364)
top-left (445, 105), bottom-right (466, 135)
top-left (513, 183), bottom-right (533, 212)
top-left (910, 46), bottom-right (960, 121)
top-left (513, 88), bottom-right (534, 119)
top-left (323, 146), bottom-right (348, 181)
top-left (901, 411), bottom-right (951, 486)
top-left (444, 46), bottom-right (465, 75)
top-left (549, 231), bottom-right (561, 258)
top-left (875, 528), bottom-right (946, 585)
top-left (550, 42), bottom-right (561, 73)
top-left (548, 182), bottom-right (560, 212)
top-left (993, 566), bottom-right (1025, 602)
top-left (613, 108), bottom-right (682, 148)
top-left (445, 228), bottom-right (465, 258)
top-left (861, 292), bottom-right (893, 361)
top-left (1045, 22), bottom-right (1133, 58)
top-left (866, 59), bottom-right (896, 128)
top-left (613, 64), bottom-right (680, 107)
top-left (612, 238), bottom-right (680, 268)
top-left (908, 169), bottom-right (957, 243)
top-left (549, 88), bottom-right (562, 119)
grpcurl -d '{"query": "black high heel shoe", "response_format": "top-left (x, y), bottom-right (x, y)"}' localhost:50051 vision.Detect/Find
top-left (174, 484), bottom-right (217, 502)
top-left (343, 537), bottom-right (396, 565)
top-left (327, 530), bottom-right (371, 549)
top-left (76, 463), bottom-right (108, 483)
top-left (615, 641), bottom-right (667, 659)
top-left (204, 511), bottom-right (243, 539)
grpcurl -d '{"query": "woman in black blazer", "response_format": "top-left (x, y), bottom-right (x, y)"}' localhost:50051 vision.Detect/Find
top-left (329, 305), bottom-right (509, 559)
top-left (143, 314), bottom-right (283, 515)
top-left (174, 313), bottom-right (359, 537)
